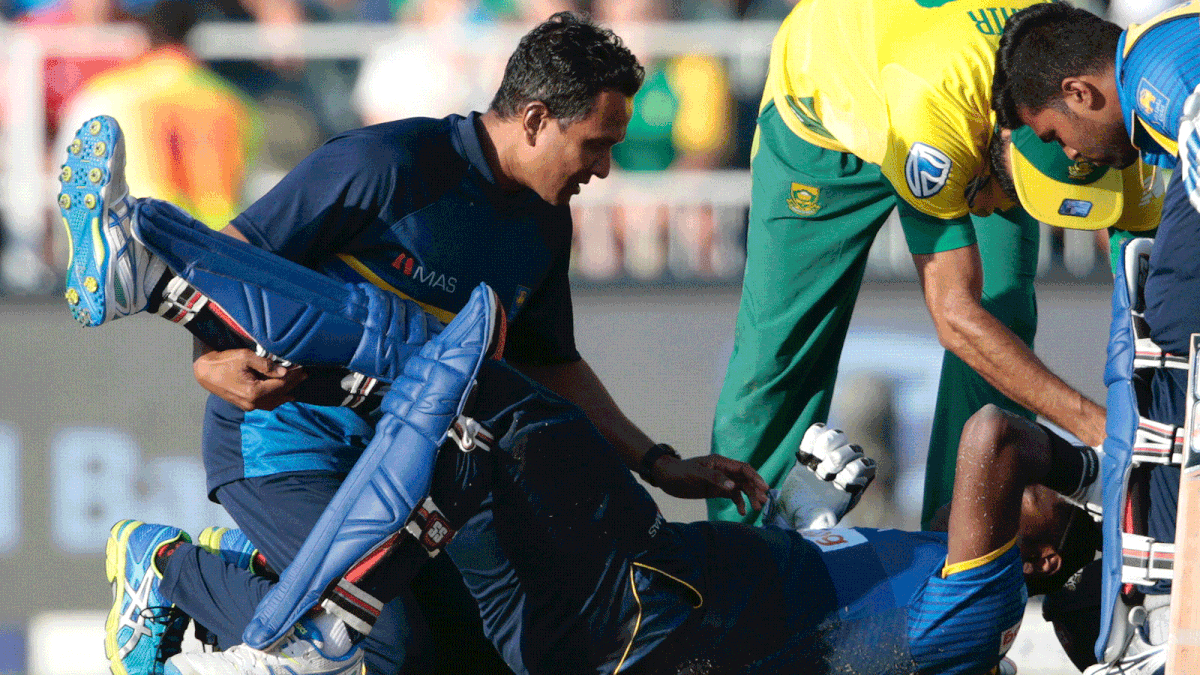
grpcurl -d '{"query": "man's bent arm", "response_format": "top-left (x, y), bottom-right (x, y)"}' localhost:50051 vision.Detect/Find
top-left (190, 221), bottom-right (307, 410)
top-left (511, 357), bottom-right (769, 510)
top-left (913, 244), bottom-right (1106, 446)
top-left (511, 358), bottom-right (654, 466)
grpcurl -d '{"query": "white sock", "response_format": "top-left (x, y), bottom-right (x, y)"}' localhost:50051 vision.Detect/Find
top-left (309, 611), bottom-right (353, 657)
top-left (1143, 594), bottom-right (1171, 646)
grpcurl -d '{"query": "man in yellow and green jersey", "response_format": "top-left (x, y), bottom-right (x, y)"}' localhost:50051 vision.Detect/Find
top-left (60, 1), bottom-right (261, 230)
top-left (710, 0), bottom-right (1161, 527)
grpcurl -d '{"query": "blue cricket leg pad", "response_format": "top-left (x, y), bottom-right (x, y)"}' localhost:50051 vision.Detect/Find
top-left (132, 198), bottom-right (442, 381)
top-left (1096, 237), bottom-right (1182, 664)
top-left (1098, 240), bottom-right (1137, 663)
top-left (243, 283), bottom-right (502, 650)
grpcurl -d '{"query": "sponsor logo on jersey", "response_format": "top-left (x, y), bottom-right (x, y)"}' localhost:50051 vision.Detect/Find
top-left (800, 527), bottom-right (868, 552)
top-left (512, 285), bottom-right (531, 316)
top-left (1058, 198), bottom-right (1094, 218)
top-left (648, 511), bottom-right (664, 537)
top-left (999, 618), bottom-right (1022, 655)
top-left (1138, 78), bottom-right (1170, 127)
top-left (905, 143), bottom-right (952, 199)
top-left (390, 249), bottom-right (458, 293)
top-left (787, 182), bottom-right (822, 216)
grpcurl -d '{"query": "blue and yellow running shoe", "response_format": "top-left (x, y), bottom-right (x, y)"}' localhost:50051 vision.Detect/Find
top-left (58, 115), bottom-right (165, 327)
top-left (105, 520), bottom-right (192, 675)
top-left (197, 526), bottom-right (272, 577)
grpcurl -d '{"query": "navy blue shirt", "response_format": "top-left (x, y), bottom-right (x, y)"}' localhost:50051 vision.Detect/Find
top-left (1140, 170), bottom-right (1195, 558)
top-left (1144, 170), bottom-right (1199, 360)
top-left (203, 113), bottom-right (580, 496)
top-left (1122, 7), bottom-right (1200, 561)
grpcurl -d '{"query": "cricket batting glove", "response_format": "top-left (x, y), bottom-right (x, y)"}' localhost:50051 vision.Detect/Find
top-left (766, 423), bottom-right (876, 530)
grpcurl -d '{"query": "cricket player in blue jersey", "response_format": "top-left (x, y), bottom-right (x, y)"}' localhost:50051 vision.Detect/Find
top-left (58, 117), bottom-right (1102, 672)
top-left (60, 7), bottom-right (1120, 670)
top-left (989, 3), bottom-right (1200, 670)
top-left (60, 13), bottom-right (767, 675)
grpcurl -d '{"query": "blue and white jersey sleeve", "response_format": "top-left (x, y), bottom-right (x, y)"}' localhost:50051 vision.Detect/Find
top-left (1178, 88), bottom-right (1200, 215)
top-left (1116, 6), bottom-right (1200, 169)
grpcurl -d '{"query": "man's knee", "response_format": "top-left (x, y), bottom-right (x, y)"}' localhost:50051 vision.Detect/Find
top-left (962, 404), bottom-right (1012, 447)
top-left (959, 404), bottom-right (1026, 467)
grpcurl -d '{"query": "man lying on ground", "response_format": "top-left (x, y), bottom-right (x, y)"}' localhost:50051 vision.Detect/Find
top-left (59, 129), bottom-right (1103, 672)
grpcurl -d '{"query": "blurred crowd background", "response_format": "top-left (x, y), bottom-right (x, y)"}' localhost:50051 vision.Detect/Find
top-left (0, 0), bottom-right (1179, 297)
top-left (0, 2), bottom-right (1180, 672)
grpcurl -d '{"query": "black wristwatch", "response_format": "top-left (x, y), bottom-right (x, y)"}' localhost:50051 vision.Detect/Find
top-left (638, 443), bottom-right (681, 486)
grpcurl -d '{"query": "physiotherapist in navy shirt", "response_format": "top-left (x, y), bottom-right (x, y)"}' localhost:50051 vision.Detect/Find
top-left (118, 12), bottom-right (768, 675)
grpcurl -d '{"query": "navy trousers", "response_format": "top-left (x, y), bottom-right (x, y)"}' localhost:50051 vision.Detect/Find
top-left (158, 470), bottom-right (509, 673)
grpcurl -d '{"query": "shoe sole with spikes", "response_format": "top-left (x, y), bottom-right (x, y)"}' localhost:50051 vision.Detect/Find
top-left (59, 115), bottom-right (131, 327)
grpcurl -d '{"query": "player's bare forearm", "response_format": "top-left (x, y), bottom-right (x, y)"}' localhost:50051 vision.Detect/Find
top-left (915, 246), bottom-right (1106, 446)
top-left (193, 344), bottom-right (305, 411)
top-left (946, 406), bottom-right (1052, 566)
top-left (937, 295), bottom-right (1104, 445)
top-left (217, 221), bottom-right (251, 242)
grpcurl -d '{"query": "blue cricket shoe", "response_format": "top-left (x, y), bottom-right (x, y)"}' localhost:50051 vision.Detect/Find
top-left (105, 520), bottom-right (192, 675)
top-left (58, 115), bottom-right (165, 327)
top-left (197, 526), bottom-right (270, 576)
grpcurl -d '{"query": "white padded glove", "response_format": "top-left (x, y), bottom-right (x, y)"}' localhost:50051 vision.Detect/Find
top-left (766, 423), bottom-right (877, 530)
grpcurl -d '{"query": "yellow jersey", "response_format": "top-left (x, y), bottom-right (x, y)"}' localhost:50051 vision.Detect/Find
top-left (62, 46), bottom-right (262, 229)
top-left (763, 0), bottom-right (1048, 220)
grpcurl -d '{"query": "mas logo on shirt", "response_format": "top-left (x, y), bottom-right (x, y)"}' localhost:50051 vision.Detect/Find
top-left (1137, 78), bottom-right (1170, 128)
top-left (390, 248), bottom-right (458, 293)
top-left (786, 182), bottom-right (822, 216)
top-left (905, 143), bottom-right (952, 199)
top-left (800, 527), bottom-right (868, 552)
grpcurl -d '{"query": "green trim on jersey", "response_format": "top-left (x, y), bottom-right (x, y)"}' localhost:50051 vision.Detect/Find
top-left (897, 202), bottom-right (975, 255)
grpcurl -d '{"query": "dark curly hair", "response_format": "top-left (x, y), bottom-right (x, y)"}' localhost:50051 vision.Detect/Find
top-left (490, 12), bottom-right (644, 123)
top-left (992, 2), bottom-right (1122, 129)
top-left (137, 0), bottom-right (199, 47)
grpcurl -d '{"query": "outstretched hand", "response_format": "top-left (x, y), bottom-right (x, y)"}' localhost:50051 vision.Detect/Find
top-left (194, 348), bottom-right (307, 411)
top-left (651, 454), bottom-right (770, 516)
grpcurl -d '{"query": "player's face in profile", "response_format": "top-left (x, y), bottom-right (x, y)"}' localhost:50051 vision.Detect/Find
top-left (532, 89), bottom-right (631, 206)
top-left (967, 176), bottom-right (1014, 218)
top-left (1019, 103), bottom-right (1138, 170)
top-left (1016, 486), bottom-right (1068, 580)
top-left (966, 129), bottom-right (1017, 218)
